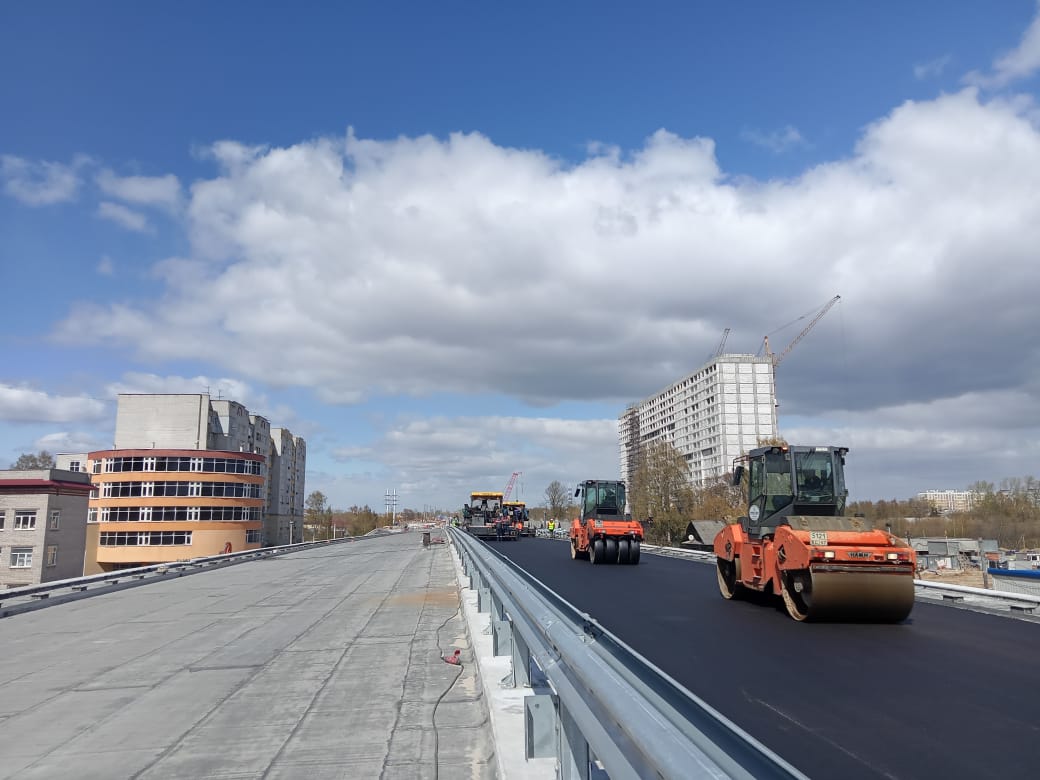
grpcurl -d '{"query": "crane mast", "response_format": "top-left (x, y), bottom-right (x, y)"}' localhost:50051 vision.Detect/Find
top-left (763, 295), bottom-right (840, 367)
top-left (711, 327), bottom-right (731, 359)
top-left (503, 471), bottom-right (521, 501)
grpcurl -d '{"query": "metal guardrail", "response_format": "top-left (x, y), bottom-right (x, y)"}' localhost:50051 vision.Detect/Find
top-left (914, 579), bottom-right (1040, 614)
top-left (450, 527), bottom-right (806, 780)
top-left (533, 529), bottom-right (1038, 617)
top-left (0, 536), bottom-right (357, 618)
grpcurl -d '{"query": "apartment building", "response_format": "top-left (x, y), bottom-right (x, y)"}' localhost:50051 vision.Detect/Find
top-left (267, 427), bottom-right (306, 544)
top-left (83, 394), bottom-right (305, 573)
top-left (619, 354), bottom-right (777, 489)
top-left (0, 468), bottom-right (92, 588)
top-left (917, 490), bottom-right (980, 514)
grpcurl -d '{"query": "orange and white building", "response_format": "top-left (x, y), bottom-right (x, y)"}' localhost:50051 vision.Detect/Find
top-left (80, 393), bottom-right (305, 574)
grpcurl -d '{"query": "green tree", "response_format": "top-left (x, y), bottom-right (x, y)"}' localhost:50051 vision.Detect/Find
top-left (12, 450), bottom-right (55, 469)
top-left (340, 504), bottom-right (381, 536)
top-left (629, 440), bottom-right (695, 545)
top-left (305, 490), bottom-right (334, 540)
top-left (544, 480), bottom-right (574, 523)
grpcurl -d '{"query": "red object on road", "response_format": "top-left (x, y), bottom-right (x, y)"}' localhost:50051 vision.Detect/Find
top-left (443, 649), bottom-right (461, 665)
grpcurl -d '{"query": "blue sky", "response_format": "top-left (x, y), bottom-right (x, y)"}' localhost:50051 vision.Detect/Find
top-left (4, 1), bottom-right (1040, 510)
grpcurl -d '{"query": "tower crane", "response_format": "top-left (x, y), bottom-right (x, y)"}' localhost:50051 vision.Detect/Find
top-left (762, 295), bottom-right (840, 367)
top-left (710, 327), bottom-right (731, 360)
top-left (760, 295), bottom-right (841, 430)
top-left (503, 471), bottom-right (521, 501)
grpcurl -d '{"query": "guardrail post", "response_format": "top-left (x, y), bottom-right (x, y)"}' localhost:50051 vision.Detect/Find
top-left (511, 629), bottom-right (532, 688)
top-left (558, 698), bottom-right (590, 780)
top-left (491, 591), bottom-right (506, 621)
top-left (525, 694), bottom-right (555, 758)
top-left (478, 581), bottom-right (491, 614)
top-left (492, 618), bottom-right (512, 656)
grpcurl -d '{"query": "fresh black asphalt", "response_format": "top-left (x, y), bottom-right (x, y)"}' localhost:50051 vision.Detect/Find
top-left (492, 537), bottom-right (1040, 780)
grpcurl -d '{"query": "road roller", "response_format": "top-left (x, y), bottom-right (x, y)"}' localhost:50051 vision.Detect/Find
top-left (713, 445), bottom-right (916, 622)
top-left (570, 479), bottom-right (644, 564)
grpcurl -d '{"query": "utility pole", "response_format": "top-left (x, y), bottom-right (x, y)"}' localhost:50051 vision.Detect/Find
top-left (385, 489), bottom-right (398, 526)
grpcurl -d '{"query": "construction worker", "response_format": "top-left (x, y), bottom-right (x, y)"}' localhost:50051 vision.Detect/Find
top-left (547, 518), bottom-right (556, 533)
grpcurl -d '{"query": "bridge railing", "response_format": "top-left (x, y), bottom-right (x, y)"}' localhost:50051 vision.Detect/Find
top-left (449, 527), bottom-right (806, 780)
top-left (534, 530), bottom-right (1038, 616)
top-left (0, 536), bottom-right (357, 617)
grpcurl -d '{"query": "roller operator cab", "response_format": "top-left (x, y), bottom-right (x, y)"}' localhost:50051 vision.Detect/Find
top-left (713, 445), bottom-right (917, 622)
top-left (569, 480), bottom-right (644, 565)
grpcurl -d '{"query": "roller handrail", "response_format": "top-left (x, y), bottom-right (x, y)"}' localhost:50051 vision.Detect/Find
top-left (450, 527), bottom-right (806, 780)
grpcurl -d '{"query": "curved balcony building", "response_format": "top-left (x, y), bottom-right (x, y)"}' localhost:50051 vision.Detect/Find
top-left (84, 448), bottom-right (265, 572)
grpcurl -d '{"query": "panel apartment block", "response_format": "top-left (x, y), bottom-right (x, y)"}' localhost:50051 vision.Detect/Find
top-left (0, 469), bottom-right (93, 587)
top-left (619, 354), bottom-right (777, 489)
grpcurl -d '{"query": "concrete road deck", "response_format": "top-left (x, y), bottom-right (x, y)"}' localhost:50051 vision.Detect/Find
top-left (0, 532), bottom-right (494, 779)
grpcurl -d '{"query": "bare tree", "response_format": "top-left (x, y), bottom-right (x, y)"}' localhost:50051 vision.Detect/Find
top-left (544, 480), bottom-right (573, 523)
top-left (629, 440), bottom-right (694, 544)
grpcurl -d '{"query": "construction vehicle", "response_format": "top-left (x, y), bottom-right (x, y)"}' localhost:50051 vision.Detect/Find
top-left (569, 480), bottom-right (643, 565)
top-left (462, 491), bottom-right (518, 541)
top-left (503, 500), bottom-right (531, 536)
top-left (713, 445), bottom-right (916, 621)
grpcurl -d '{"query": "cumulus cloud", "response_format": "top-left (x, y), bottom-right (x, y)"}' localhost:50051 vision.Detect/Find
top-left (34, 431), bottom-right (108, 454)
top-left (0, 155), bottom-right (86, 205)
top-left (740, 125), bottom-right (806, 152)
top-left (49, 86), bottom-right (1040, 502)
top-left (965, 2), bottom-right (1040, 87)
top-left (55, 94), bottom-right (1040, 417)
top-left (0, 384), bottom-right (108, 423)
top-left (97, 201), bottom-right (150, 232)
top-left (107, 372), bottom-right (254, 405)
top-left (323, 414), bottom-right (619, 508)
top-left (96, 169), bottom-right (181, 211)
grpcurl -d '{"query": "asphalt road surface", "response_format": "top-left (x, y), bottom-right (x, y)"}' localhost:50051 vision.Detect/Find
top-left (493, 537), bottom-right (1040, 780)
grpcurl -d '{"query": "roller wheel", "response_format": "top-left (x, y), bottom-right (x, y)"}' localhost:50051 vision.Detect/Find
top-left (717, 558), bottom-right (744, 600)
top-left (590, 538), bottom-right (605, 565)
top-left (781, 571), bottom-right (812, 621)
top-left (628, 539), bottom-right (641, 565)
top-left (617, 538), bottom-right (631, 565)
top-left (604, 538), bottom-right (618, 564)
top-left (570, 540), bottom-right (588, 560)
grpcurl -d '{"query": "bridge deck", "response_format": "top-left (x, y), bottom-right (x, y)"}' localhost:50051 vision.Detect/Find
top-left (0, 533), bottom-right (493, 780)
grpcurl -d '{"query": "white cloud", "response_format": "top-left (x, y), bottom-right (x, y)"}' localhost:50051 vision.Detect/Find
top-left (97, 201), bottom-right (150, 232)
top-left (321, 414), bottom-right (618, 510)
top-left (965, 2), bottom-right (1040, 87)
top-left (914, 55), bottom-right (951, 80)
top-left (740, 125), bottom-right (806, 153)
top-left (96, 169), bottom-right (181, 211)
top-left (97, 255), bottom-right (115, 275)
top-left (34, 431), bottom-right (107, 454)
top-left (107, 372), bottom-right (254, 405)
top-left (0, 384), bottom-right (108, 423)
top-left (50, 87), bottom-right (1040, 503)
top-left (0, 155), bottom-right (84, 205)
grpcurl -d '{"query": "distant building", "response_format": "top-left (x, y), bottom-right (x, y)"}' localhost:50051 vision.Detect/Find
top-left (83, 394), bottom-right (306, 574)
top-left (267, 427), bottom-right (306, 545)
top-left (620, 354), bottom-right (777, 490)
top-left (917, 490), bottom-right (980, 514)
top-left (0, 468), bottom-right (93, 587)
